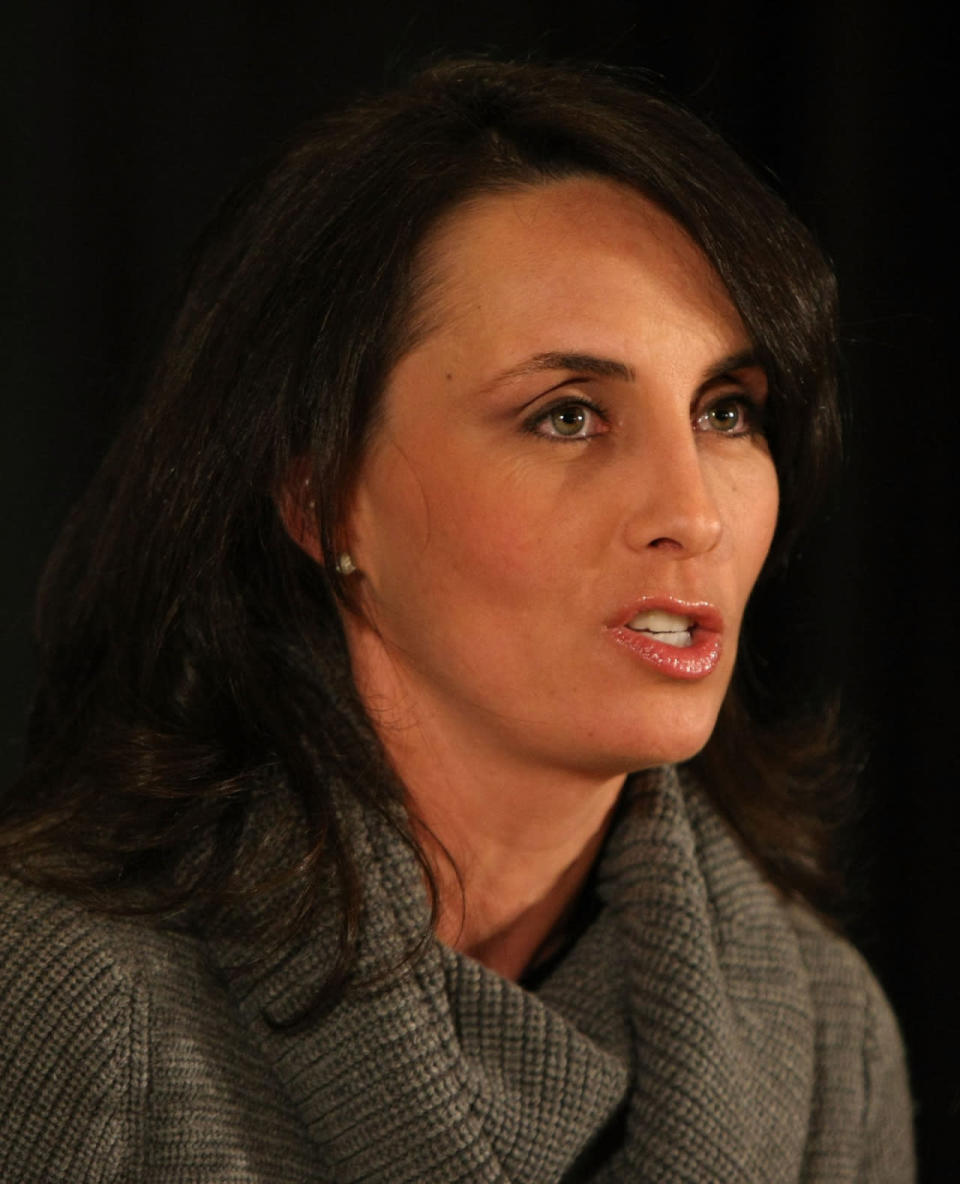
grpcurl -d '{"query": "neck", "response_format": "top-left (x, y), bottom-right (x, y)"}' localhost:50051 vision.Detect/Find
top-left (419, 795), bottom-right (620, 981)
top-left (369, 690), bottom-right (626, 981)
top-left (345, 620), bottom-right (631, 979)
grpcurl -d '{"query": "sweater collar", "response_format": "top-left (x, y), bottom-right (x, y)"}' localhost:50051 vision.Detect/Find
top-left (211, 766), bottom-right (816, 1182)
top-left (213, 782), bottom-right (629, 1182)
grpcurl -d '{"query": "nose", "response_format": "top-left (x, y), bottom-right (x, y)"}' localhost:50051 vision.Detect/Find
top-left (621, 432), bottom-right (723, 557)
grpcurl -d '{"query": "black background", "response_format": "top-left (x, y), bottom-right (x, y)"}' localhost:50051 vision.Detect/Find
top-left (3, 3), bottom-right (957, 1176)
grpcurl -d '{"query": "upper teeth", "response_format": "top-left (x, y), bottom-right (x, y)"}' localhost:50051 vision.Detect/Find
top-left (627, 610), bottom-right (694, 633)
top-left (625, 610), bottom-right (695, 647)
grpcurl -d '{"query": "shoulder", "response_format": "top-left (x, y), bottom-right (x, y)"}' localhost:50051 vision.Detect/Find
top-left (0, 873), bottom-right (317, 1183)
top-left (785, 903), bottom-right (916, 1179)
top-left (0, 873), bottom-right (153, 1180)
top-left (0, 868), bottom-right (230, 1050)
top-left (786, 899), bottom-right (907, 1080)
top-left (676, 770), bottom-right (915, 1178)
top-left (0, 866), bottom-right (219, 1002)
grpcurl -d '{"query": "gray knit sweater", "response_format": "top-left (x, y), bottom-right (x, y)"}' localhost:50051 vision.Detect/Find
top-left (0, 766), bottom-right (915, 1182)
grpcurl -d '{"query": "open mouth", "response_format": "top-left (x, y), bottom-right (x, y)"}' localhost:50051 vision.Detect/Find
top-left (625, 609), bottom-right (695, 649)
top-left (610, 599), bottom-right (722, 680)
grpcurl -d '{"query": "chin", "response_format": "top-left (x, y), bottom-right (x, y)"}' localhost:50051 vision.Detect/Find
top-left (598, 704), bottom-right (723, 774)
top-left (562, 731), bottom-right (713, 782)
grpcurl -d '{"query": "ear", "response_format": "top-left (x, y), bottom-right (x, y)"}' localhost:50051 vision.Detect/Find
top-left (275, 459), bottom-right (324, 564)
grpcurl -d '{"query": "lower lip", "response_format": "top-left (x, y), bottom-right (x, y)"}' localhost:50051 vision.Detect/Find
top-left (608, 625), bottom-right (722, 680)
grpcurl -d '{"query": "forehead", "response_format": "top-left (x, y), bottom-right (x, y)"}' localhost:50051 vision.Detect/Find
top-left (409, 176), bottom-right (745, 361)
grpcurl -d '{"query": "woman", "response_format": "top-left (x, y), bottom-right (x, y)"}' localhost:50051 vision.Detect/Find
top-left (0, 59), bottom-right (913, 1181)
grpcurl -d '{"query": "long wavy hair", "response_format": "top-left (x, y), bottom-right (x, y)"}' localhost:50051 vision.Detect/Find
top-left (0, 58), bottom-right (845, 1008)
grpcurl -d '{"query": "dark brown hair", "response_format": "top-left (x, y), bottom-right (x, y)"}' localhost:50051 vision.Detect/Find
top-left (0, 58), bottom-right (845, 1006)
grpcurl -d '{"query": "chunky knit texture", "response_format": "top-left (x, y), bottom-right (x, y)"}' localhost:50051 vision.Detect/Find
top-left (0, 767), bottom-right (915, 1182)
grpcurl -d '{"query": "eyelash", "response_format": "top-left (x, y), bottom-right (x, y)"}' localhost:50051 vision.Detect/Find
top-left (524, 390), bottom-right (767, 442)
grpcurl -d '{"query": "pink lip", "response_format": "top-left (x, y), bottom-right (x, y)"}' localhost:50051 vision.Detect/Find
top-left (606, 597), bottom-right (723, 681)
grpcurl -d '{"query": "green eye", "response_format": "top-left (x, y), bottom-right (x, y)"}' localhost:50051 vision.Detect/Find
top-left (699, 395), bottom-right (763, 436)
top-left (525, 396), bottom-right (608, 441)
top-left (709, 401), bottom-right (743, 431)
top-left (549, 405), bottom-right (589, 436)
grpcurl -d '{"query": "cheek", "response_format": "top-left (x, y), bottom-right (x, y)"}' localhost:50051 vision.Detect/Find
top-left (423, 483), bottom-right (576, 613)
top-left (353, 444), bottom-right (561, 625)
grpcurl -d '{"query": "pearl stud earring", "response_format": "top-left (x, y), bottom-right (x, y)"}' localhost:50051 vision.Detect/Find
top-left (335, 553), bottom-right (357, 576)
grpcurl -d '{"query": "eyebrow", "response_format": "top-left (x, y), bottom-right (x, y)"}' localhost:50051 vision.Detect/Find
top-left (485, 348), bottom-right (764, 391)
top-left (701, 348), bottom-right (764, 383)
top-left (489, 351), bottom-right (636, 386)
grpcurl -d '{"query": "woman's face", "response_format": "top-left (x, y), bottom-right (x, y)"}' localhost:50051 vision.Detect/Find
top-left (341, 177), bottom-right (778, 778)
